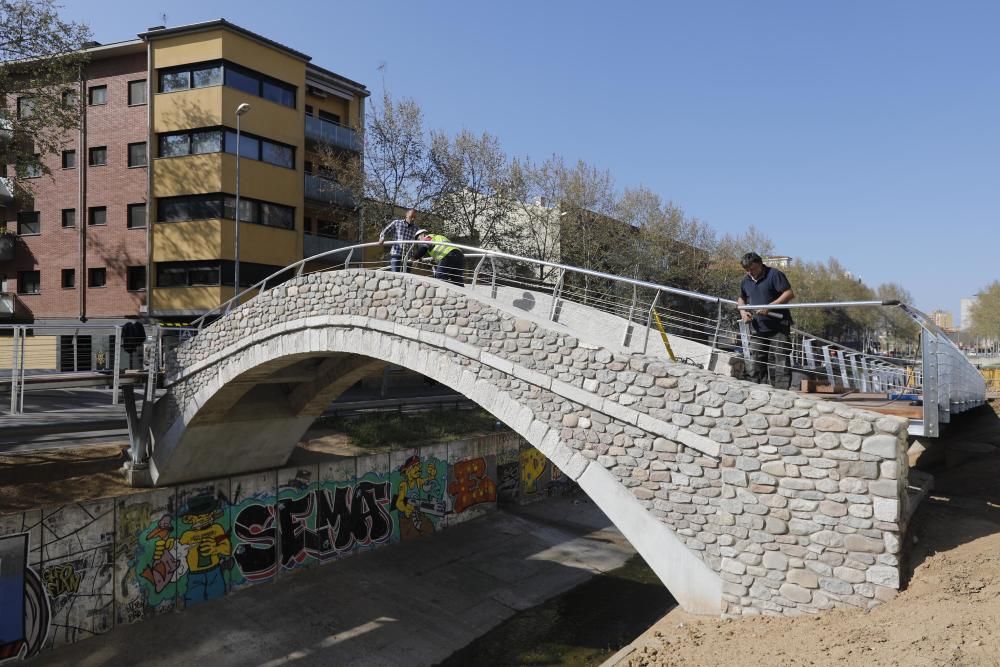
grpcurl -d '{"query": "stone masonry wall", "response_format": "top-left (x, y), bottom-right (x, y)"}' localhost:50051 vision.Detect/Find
top-left (163, 270), bottom-right (909, 616)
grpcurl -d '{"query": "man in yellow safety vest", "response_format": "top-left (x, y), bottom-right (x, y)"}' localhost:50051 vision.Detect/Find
top-left (410, 229), bottom-right (465, 286)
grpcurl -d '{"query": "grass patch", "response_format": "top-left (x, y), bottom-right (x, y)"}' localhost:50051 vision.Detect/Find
top-left (314, 408), bottom-right (501, 448)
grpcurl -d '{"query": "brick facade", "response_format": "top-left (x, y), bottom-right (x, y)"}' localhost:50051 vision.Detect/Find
top-left (2, 50), bottom-right (148, 323)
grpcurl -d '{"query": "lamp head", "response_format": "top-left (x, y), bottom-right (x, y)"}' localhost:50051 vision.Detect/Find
top-left (235, 103), bottom-right (251, 116)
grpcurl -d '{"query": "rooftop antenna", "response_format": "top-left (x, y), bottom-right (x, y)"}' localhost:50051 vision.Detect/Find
top-left (376, 61), bottom-right (387, 96)
top-left (161, 13), bottom-right (167, 26)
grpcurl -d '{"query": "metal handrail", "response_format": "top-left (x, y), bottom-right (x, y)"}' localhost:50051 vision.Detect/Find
top-left (169, 239), bottom-right (983, 436)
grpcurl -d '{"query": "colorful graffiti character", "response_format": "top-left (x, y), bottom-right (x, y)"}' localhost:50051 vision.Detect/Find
top-left (177, 495), bottom-right (231, 605)
top-left (142, 515), bottom-right (180, 593)
top-left (395, 456), bottom-right (445, 540)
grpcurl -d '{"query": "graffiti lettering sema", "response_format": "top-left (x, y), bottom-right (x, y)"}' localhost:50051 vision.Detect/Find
top-left (234, 481), bottom-right (393, 578)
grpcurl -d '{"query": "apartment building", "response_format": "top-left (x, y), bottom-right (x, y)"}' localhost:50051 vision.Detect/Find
top-left (1, 19), bottom-right (368, 334)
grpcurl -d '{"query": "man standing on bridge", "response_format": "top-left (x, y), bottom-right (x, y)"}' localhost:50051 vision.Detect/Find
top-left (378, 208), bottom-right (419, 272)
top-left (737, 252), bottom-right (795, 389)
top-left (410, 229), bottom-right (465, 286)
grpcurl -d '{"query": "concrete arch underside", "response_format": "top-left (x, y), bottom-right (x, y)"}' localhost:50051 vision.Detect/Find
top-left (154, 270), bottom-right (909, 618)
top-left (153, 318), bottom-right (725, 615)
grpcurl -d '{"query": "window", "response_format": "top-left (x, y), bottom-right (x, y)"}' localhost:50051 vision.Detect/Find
top-left (18, 271), bottom-right (40, 294)
top-left (88, 267), bottom-right (107, 288)
top-left (127, 203), bottom-right (146, 229)
top-left (128, 79), bottom-right (147, 105)
top-left (156, 261), bottom-right (220, 287)
top-left (305, 105), bottom-right (314, 117)
top-left (159, 62), bottom-right (223, 92)
top-left (159, 133), bottom-right (191, 157)
top-left (16, 97), bottom-right (34, 118)
top-left (61, 90), bottom-right (78, 107)
top-left (88, 85), bottom-right (107, 105)
top-left (228, 131), bottom-right (259, 160)
top-left (262, 79), bottom-right (295, 107)
top-left (62, 150), bottom-right (77, 169)
top-left (157, 194), bottom-right (225, 222)
top-left (318, 110), bottom-right (341, 125)
top-left (17, 211), bottom-right (40, 235)
top-left (192, 64), bottom-right (223, 88)
top-left (158, 127), bottom-right (294, 168)
top-left (156, 193), bottom-right (294, 230)
top-left (317, 218), bottom-right (339, 237)
top-left (62, 209), bottom-right (76, 228)
top-left (62, 269), bottom-right (75, 289)
top-left (159, 69), bottom-right (190, 93)
top-left (20, 156), bottom-right (42, 179)
top-left (128, 142), bottom-right (147, 167)
top-left (89, 146), bottom-right (107, 166)
top-left (88, 206), bottom-right (107, 226)
top-left (225, 66), bottom-right (259, 97)
top-left (261, 141), bottom-right (294, 169)
top-left (156, 260), bottom-right (283, 288)
top-left (127, 266), bottom-right (145, 291)
top-left (158, 60), bottom-right (296, 108)
top-left (190, 129), bottom-right (221, 154)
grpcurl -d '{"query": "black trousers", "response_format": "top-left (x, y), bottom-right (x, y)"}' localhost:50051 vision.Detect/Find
top-left (434, 250), bottom-right (465, 286)
top-left (748, 328), bottom-right (792, 390)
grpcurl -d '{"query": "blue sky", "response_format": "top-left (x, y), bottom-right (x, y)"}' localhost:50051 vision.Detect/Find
top-left (62, 0), bottom-right (999, 319)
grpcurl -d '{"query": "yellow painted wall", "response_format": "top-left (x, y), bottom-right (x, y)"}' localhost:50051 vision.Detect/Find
top-left (153, 286), bottom-right (226, 313)
top-left (0, 337), bottom-right (58, 370)
top-left (153, 153), bottom-right (301, 207)
top-left (154, 219), bottom-right (298, 265)
top-left (151, 30), bottom-right (225, 69)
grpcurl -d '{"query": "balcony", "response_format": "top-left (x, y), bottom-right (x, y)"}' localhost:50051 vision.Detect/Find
top-left (0, 177), bottom-right (13, 206)
top-left (305, 116), bottom-right (361, 152)
top-left (304, 174), bottom-right (355, 208)
top-left (303, 232), bottom-right (353, 260)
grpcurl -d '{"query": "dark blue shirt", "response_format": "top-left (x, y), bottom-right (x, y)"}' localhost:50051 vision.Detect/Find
top-left (740, 266), bottom-right (793, 334)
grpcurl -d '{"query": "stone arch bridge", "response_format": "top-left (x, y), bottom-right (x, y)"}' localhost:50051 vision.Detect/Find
top-left (143, 268), bottom-right (909, 617)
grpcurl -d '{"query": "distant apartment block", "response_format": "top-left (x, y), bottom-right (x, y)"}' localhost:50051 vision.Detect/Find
top-left (1, 19), bottom-right (368, 328)
top-left (960, 297), bottom-right (975, 331)
top-left (931, 309), bottom-right (955, 331)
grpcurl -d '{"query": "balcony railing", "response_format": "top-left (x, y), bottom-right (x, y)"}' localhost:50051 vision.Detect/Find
top-left (303, 233), bottom-right (353, 259)
top-left (305, 174), bottom-right (355, 208)
top-left (305, 116), bottom-right (361, 152)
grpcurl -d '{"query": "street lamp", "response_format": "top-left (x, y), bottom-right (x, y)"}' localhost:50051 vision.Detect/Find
top-left (234, 102), bottom-right (251, 297)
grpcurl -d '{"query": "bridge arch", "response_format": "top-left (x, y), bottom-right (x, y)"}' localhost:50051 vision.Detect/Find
top-left (152, 269), bottom-right (909, 617)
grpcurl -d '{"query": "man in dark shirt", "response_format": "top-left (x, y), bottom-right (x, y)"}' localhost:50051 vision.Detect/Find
top-left (737, 252), bottom-right (795, 389)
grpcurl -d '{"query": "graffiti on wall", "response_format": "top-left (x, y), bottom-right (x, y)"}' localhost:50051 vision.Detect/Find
top-left (393, 452), bottom-right (449, 540)
top-left (0, 533), bottom-right (50, 664)
top-left (0, 434), bottom-right (540, 661)
top-left (448, 457), bottom-right (497, 514)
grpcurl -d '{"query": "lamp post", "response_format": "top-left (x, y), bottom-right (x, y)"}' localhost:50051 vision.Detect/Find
top-left (234, 102), bottom-right (251, 297)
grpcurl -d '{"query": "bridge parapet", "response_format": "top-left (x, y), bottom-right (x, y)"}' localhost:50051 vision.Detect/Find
top-left (157, 269), bottom-right (909, 617)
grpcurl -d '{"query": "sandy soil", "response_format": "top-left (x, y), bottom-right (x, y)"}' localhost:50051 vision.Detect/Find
top-left (618, 402), bottom-right (1000, 667)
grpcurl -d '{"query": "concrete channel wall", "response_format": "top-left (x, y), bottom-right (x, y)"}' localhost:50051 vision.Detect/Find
top-left (0, 432), bottom-right (567, 663)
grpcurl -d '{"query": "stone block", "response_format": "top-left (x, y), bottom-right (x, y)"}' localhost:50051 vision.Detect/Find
top-left (786, 568), bottom-right (819, 589)
top-left (861, 434), bottom-right (899, 459)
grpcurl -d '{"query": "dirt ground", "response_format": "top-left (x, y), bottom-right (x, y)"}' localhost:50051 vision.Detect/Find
top-left (617, 401), bottom-right (1000, 667)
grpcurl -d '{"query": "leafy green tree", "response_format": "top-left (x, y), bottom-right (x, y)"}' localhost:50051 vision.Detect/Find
top-left (970, 282), bottom-right (1000, 339)
top-left (1, 0), bottom-right (90, 202)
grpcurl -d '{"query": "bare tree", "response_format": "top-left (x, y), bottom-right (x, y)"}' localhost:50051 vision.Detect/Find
top-left (1, 0), bottom-right (90, 202)
top-left (361, 91), bottom-right (435, 236)
top-left (428, 129), bottom-right (516, 250)
top-left (506, 155), bottom-right (563, 281)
